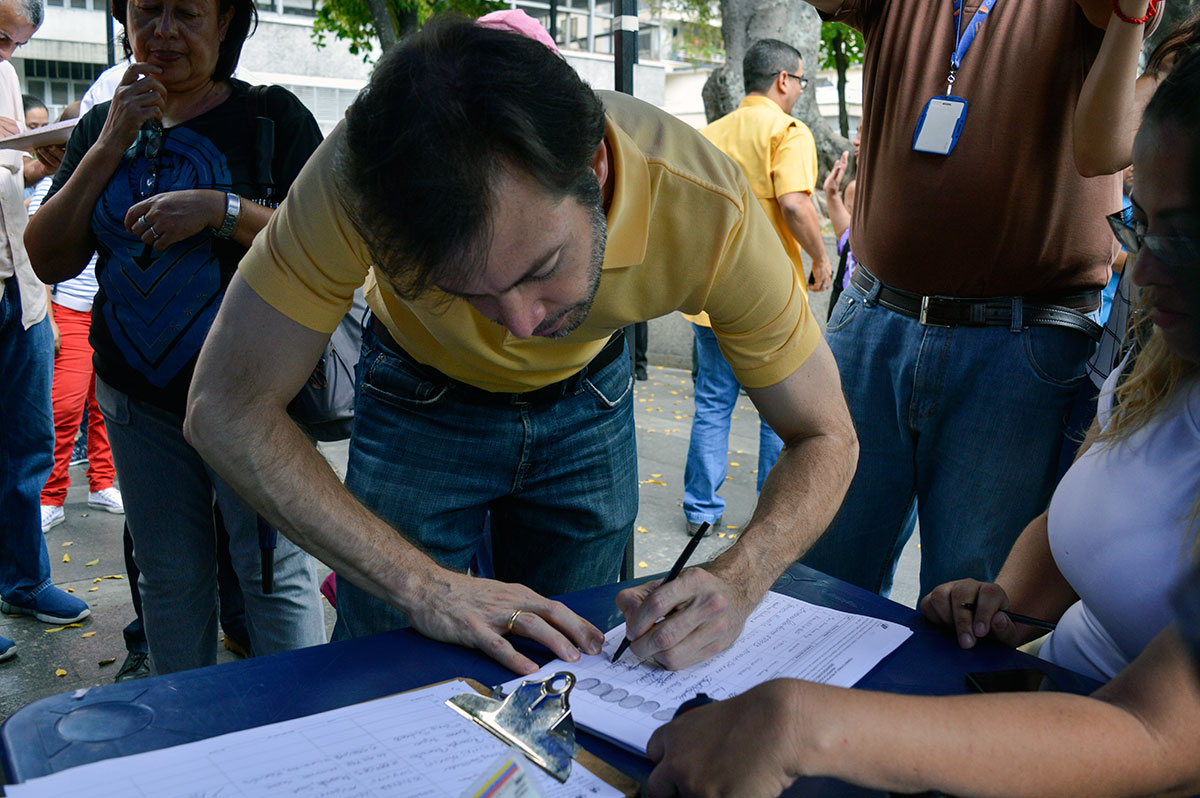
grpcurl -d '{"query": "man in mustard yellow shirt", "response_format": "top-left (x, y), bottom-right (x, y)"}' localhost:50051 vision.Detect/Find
top-left (186, 19), bottom-right (856, 675)
top-left (684, 39), bottom-right (833, 536)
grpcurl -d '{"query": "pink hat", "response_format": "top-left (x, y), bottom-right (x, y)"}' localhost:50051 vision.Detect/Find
top-left (476, 9), bottom-right (560, 54)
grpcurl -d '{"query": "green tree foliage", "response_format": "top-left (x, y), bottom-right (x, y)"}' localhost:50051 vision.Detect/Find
top-left (818, 21), bottom-right (863, 137)
top-left (312, 0), bottom-right (502, 60)
top-left (646, 0), bottom-right (723, 63)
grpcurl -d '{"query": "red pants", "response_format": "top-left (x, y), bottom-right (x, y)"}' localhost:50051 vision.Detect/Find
top-left (40, 304), bottom-right (115, 506)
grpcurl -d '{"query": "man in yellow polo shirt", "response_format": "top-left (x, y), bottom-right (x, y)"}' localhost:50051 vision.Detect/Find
top-left (185, 19), bottom-right (856, 675)
top-left (684, 38), bottom-right (833, 537)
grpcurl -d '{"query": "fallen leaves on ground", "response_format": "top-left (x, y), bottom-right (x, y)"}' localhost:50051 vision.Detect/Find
top-left (62, 554), bottom-right (70, 563)
top-left (55, 668), bottom-right (66, 677)
top-left (98, 658), bottom-right (116, 667)
top-left (81, 631), bottom-right (96, 638)
top-left (84, 559), bottom-right (100, 567)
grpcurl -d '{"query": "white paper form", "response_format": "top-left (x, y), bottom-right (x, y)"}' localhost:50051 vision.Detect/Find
top-left (6, 681), bottom-right (621, 798)
top-left (504, 591), bottom-right (912, 755)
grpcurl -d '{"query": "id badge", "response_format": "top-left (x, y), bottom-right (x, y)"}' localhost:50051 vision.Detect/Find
top-left (913, 95), bottom-right (968, 155)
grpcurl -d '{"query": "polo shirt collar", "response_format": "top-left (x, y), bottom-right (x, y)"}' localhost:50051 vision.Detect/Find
top-left (738, 94), bottom-right (782, 113)
top-left (601, 114), bottom-right (650, 270)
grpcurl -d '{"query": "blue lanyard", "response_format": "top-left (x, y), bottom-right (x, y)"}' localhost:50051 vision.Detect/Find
top-left (950, 0), bottom-right (999, 78)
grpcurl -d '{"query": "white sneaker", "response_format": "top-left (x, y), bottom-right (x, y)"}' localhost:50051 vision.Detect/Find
top-left (88, 487), bottom-right (124, 514)
top-left (40, 505), bottom-right (65, 533)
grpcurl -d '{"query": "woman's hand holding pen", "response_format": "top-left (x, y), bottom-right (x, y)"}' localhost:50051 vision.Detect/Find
top-left (919, 578), bottom-right (1029, 649)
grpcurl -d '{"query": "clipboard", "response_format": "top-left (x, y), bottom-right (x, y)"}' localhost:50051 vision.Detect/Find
top-left (0, 118), bottom-right (78, 151)
top-left (439, 677), bottom-right (638, 797)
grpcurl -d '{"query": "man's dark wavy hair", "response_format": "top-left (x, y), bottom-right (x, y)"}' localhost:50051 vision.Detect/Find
top-left (335, 17), bottom-right (608, 300)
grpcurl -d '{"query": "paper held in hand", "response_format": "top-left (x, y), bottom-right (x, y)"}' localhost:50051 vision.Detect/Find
top-left (502, 591), bottom-right (913, 755)
top-left (0, 118), bottom-right (79, 152)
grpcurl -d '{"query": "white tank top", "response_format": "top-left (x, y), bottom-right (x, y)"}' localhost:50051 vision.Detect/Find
top-left (1041, 360), bottom-right (1200, 681)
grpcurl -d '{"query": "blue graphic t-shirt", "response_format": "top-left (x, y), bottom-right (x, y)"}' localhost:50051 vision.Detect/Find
top-left (48, 81), bottom-right (322, 415)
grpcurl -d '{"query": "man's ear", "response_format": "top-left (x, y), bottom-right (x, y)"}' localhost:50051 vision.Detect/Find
top-left (590, 137), bottom-right (609, 187)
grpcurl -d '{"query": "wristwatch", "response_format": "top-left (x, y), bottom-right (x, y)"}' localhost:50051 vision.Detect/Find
top-left (215, 192), bottom-right (240, 239)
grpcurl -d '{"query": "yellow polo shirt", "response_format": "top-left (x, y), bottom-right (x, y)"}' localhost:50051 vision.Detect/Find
top-left (687, 95), bottom-right (818, 327)
top-left (239, 91), bottom-right (819, 393)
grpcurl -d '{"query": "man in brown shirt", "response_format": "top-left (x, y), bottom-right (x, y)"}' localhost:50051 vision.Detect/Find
top-left (797, 0), bottom-right (1132, 598)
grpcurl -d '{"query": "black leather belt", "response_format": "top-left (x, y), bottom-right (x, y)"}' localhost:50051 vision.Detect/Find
top-left (369, 315), bottom-right (627, 406)
top-left (849, 267), bottom-right (1103, 343)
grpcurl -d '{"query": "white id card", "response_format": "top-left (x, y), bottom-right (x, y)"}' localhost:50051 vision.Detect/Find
top-left (912, 95), bottom-right (968, 155)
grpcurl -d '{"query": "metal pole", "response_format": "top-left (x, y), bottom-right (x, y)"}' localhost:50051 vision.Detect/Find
top-left (613, 0), bottom-right (636, 95)
top-left (105, 0), bottom-right (116, 67)
top-left (549, 0), bottom-right (558, 43)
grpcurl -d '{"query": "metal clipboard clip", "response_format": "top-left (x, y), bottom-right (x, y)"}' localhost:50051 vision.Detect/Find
top-left (446, 671), bottom-right (578, 783)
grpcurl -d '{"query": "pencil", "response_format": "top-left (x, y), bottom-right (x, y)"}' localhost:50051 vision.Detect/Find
top-left (611, 521), bottom-right (711, 663)
top-left (960, 602), bottom-right (1057, 632)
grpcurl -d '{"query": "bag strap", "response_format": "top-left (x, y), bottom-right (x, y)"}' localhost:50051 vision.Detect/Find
top-left (246, 84), bottom-right (277, 203)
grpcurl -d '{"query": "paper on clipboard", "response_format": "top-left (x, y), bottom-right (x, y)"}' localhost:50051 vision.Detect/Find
top-left (0, 118), bottom-right (78, 151)
top-left (4, 679), bottom-right (637, 797)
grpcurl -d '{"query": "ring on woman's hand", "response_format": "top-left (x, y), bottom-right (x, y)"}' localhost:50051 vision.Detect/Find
top-left (138, 214), bottom-right (148, 230)
top-left (506, 609), bottom-right (525, 633)
top-left (149, 225), bottom-right (161, 241)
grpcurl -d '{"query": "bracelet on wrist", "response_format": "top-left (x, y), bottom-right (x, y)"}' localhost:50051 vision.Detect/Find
top-left (1112, 0), bottom-right (1158, 25)
top-left (214, 192), bottom-right (240, 239)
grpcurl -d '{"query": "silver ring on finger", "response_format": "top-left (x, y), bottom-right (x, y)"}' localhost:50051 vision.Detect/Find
top-left (138, 214), bottom-right (149, 231)
top-left (149, 225), bottom-right (161, 241)
top-left (506, 609), bottom-right (525, 634)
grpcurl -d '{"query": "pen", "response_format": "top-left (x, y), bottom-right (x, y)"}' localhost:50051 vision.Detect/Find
top-left (961, 602), bottom-right (1057, 632)
top-left (612, 521), bottom-right (710, 663)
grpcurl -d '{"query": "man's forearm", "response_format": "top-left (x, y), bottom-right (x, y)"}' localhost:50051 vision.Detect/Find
top-left (783, 196), bottom-right (832, 275)
top-left (185, 388), bottom-right (434, 612)
top-left (709, 423), bottom-right (856, 603)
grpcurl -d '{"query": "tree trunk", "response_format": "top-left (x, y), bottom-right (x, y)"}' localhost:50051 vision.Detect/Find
top-left (702, 0), bottom-right (849, 175)
top-left (833, 28), bottom-right (849, 138)
top-left (366, 0), bottom-right (399, 51)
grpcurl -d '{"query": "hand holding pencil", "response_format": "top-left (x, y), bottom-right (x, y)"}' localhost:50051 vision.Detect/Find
top-left (613, 522), bottom-right (760, 670)
top-left (919, 577), bottom-right (1056, 650)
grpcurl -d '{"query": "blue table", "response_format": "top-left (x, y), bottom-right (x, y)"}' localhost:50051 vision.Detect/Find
top-left (1, 564), bottom-right (1099, 796)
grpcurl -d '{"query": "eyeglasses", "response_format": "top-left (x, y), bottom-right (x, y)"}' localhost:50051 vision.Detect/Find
top-left (1107, 210), bottom-right (1200, 267)
top-left (136, 120), bottom-right (163, 199)
top-left (784, 72), bottom-right (809, 90)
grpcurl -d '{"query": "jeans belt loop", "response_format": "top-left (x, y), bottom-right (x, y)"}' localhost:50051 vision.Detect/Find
top-left (1010, 298), bottom-right (1024, 334)
top-left (864, 276), bottom-right (882, 306)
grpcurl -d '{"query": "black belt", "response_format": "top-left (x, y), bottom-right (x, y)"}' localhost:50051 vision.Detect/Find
top-left (849, 267), bottom-right (1103, 343)
top-left (369, 316), bottom-right (627, 406)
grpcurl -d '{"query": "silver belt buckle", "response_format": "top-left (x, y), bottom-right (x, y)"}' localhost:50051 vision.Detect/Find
top-left (919, 295), bottom-right (952, 327)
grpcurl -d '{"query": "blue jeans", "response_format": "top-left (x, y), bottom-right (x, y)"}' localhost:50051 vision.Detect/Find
top-left (333, 323), bottom-right (638, 639)
top-left (95, 377), bottom-right (325, 674)
top-left (802, 278), bottom-right (1094, 598)
top-left (0, 279), bottom-right (54, 603)
top-left (683, 325), bottom-right (782, 524)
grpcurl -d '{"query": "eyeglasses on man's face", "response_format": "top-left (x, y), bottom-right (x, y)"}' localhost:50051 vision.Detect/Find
top-left (1107, 210), bottom-right (1200, 268)
top-left (784, 72), bottom-right (809, 91)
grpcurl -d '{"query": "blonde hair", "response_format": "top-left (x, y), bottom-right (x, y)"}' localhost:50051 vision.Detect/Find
top-left (1088, 289), bottom-right (1200, 558)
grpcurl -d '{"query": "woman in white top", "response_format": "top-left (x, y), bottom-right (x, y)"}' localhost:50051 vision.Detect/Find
top-left (645, 42), bottom-right (1200, 797)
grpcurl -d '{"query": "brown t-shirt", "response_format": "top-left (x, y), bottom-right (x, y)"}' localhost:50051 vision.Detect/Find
top-left (827, 0), bottom-right (1120, 297)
